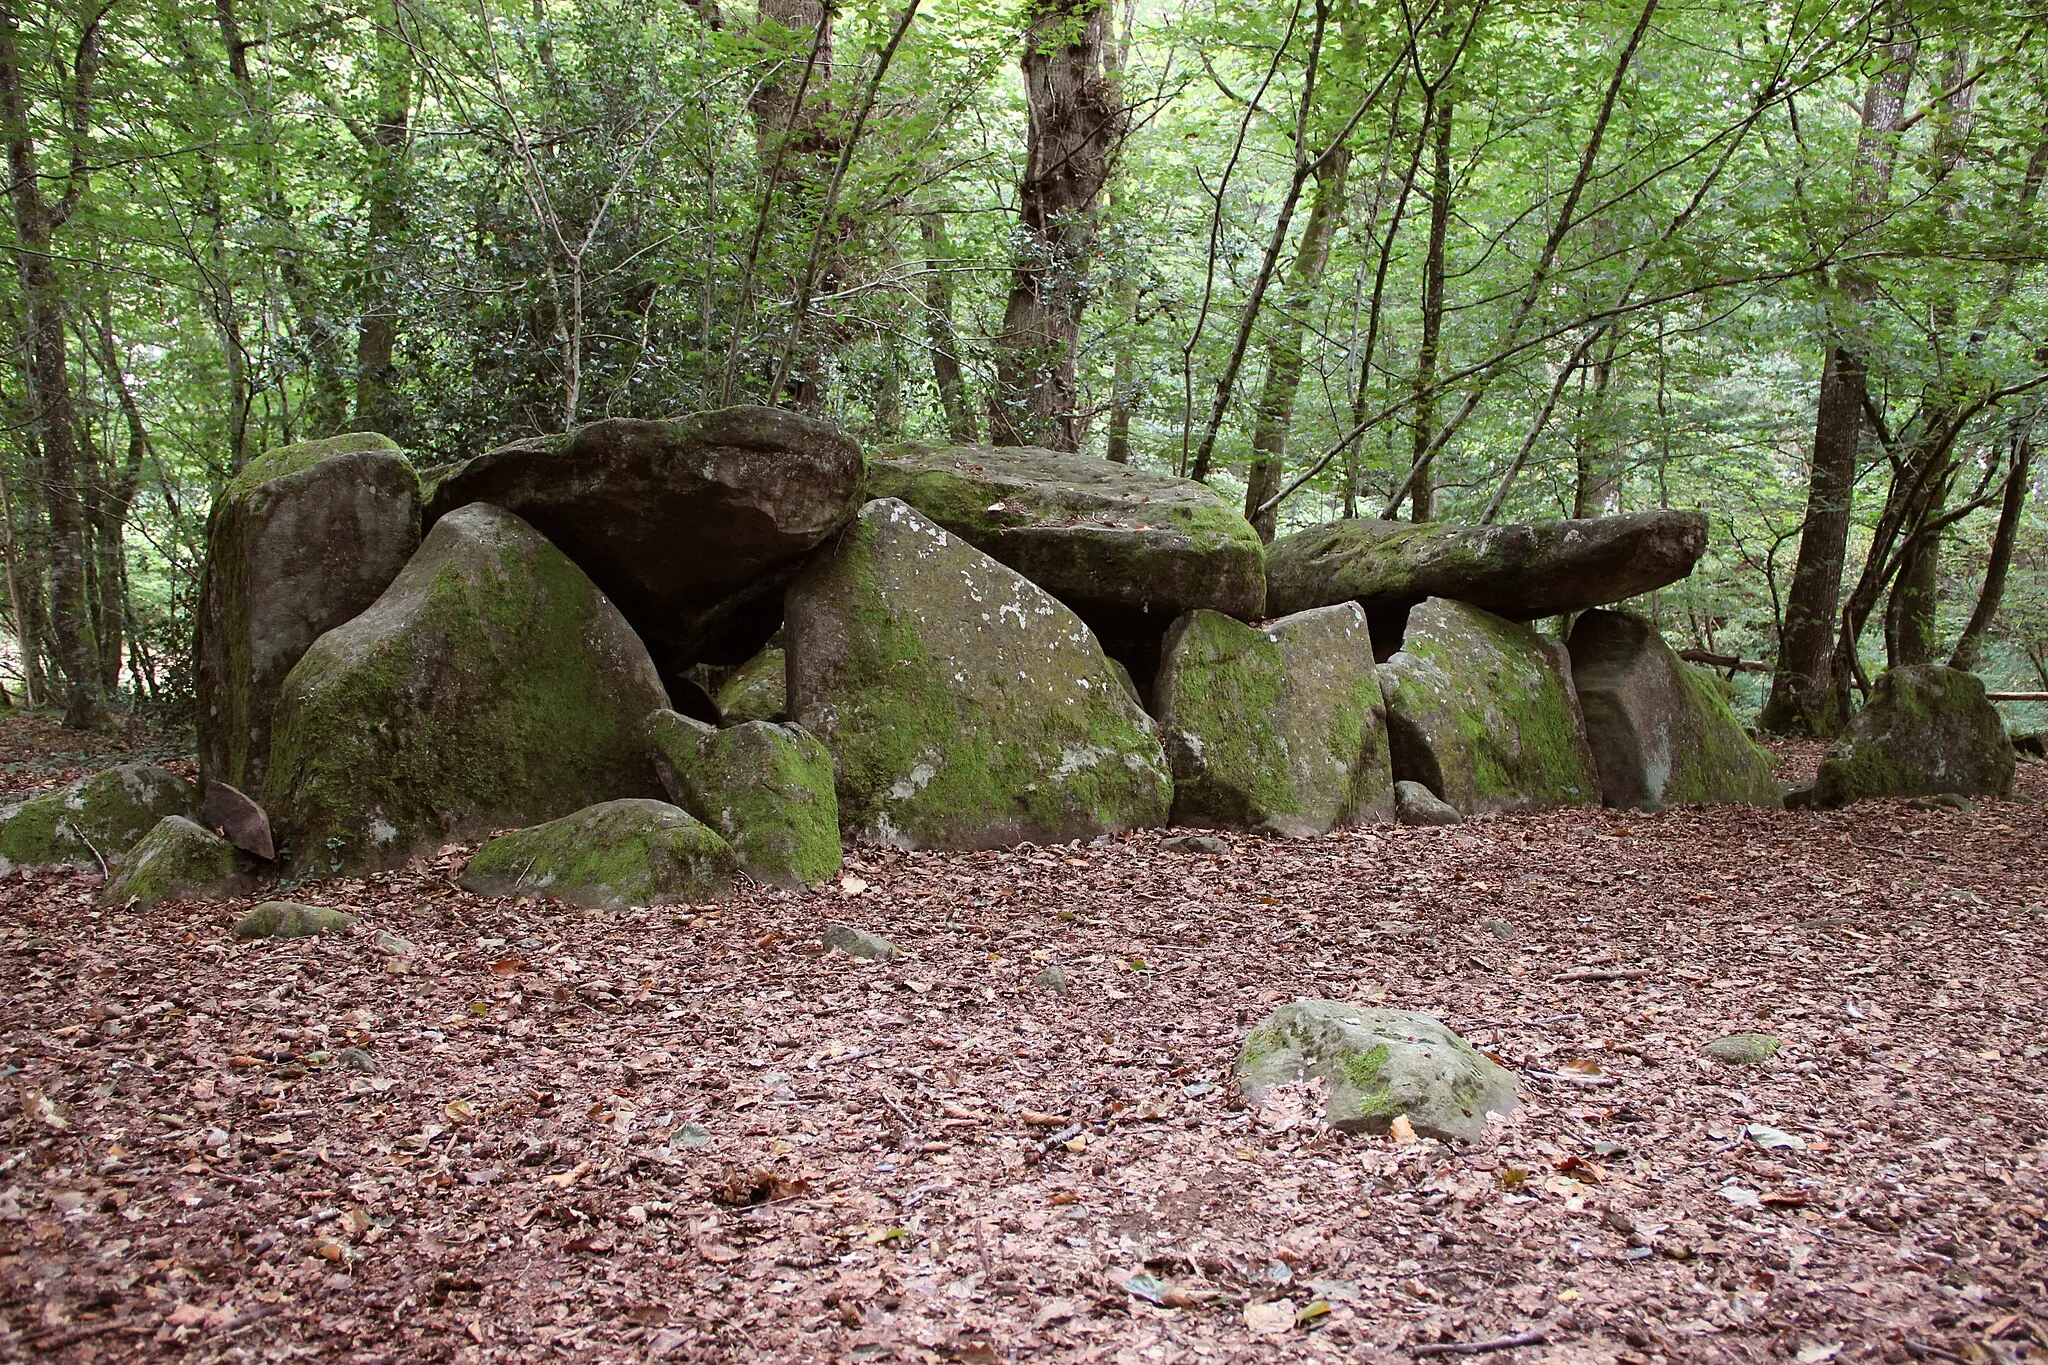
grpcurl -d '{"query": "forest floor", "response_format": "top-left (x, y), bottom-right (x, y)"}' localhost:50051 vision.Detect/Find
top-left (0, 718), bottom-right (2044, 1365)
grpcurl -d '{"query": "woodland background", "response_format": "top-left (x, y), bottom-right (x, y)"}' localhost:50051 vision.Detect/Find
top-left (1, 0), bottom-right (2043, 735)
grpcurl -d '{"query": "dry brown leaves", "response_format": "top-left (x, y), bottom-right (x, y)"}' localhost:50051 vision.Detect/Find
top-left (0, 726), bottom-right (2044, 1364)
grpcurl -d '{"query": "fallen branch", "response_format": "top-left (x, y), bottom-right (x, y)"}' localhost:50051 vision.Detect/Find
top-left (1413, 1327), bottom-right (1550, 1357)
top-left (1986, 692), bottom-right (2048, 702)
top-left (1677, 648), bottom-right (1769, 674)
top-left (1553, 968), bottom-right (1650, 982)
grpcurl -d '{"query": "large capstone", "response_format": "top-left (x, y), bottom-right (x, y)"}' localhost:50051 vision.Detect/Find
top-left (1152, 603), bottom-right (1393, 836)
top-left (0, 762), bottom-right (195, 867)
top-left (197, 433), bottom-right (422, 794)
top-left (1814, 665), bottom-right (2015, 808)
top-left (1267, 511), bottom-right (1707, 648)
top-left (460, 799), bottom-right (738, 909)
top-left (1236, 999), bottom-right (1517, 1143)
top-left (262, 502), bottom-right (670, 873)
top-left (786, 498), bottom-right (1173, 849)
top-left (1567, 609), bottom-right (1780, 809)
top-left (100, 816), bottom-right (256, 909)
top-left (425, 408), bottom-right (863, 681)
top-left (865, 443), bottom-right (1266, 682)
top-left (646, 710), bottom-right (842, 888)
top-left (1379, 598), bottom-right (1602, 813)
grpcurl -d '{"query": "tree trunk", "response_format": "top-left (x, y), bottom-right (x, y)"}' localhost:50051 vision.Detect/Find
top-left (1243, 149), bottom-right (1349, 542)
top-left (353, 0), bottom-right (413, 438)
top-left (1885, 514), bottom-right (1943, 667)
top-left (1104, 277), bottom-right (1136, 462)
top-left (1949, 436), bottom-right (2031, 673)
top-left (0, 12), bottom-right (103, 727)
top-left (1571, 336), bottom-right (1621, 517)
top-left (750, 0), bottom-right (836, 412)
top-left (919, 214), bottom-right (976, 442)
top-left (990, 0), bottom-right (1121, 450)
top-left (1759, 33), bottom-right (1917, 735)
top-left (0, 460), bottom-right (37, 708)
top-left (1409, 96), bottom-right (1452, 522)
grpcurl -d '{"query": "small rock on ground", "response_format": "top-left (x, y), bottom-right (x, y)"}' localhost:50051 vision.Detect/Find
top-left (234, 901), bottom-right (357, 940)
top-left (1161, 834), bottom-right (1231, 855)
top-left (1034, 965), bottom-right (1071, 993)
top-left (824, 923), bottom-right (898, 961)
top-left (1395, 780), bottom-right (1463, 827)
top-left (1703, 1032), bottom-right (1781, 1064)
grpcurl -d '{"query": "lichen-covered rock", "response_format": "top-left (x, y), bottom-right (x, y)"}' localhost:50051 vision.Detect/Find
top-left (460, 799), bottom-right (738, 908)
top-left (197, 433), bottom-right (421, 794)
top-left (262, 502), bottom-right (670, 874)
top-left (426, 408), bottom-right (864, 679)
top-left (786, 499), bottom-right (1173, 849)
top-left (1394, 780), bottom-right (1462, 827)
top-left (1567, 609), bottom-right (1780, 810)
top-left (646, 710), bottom-right (841, 887)
top-left (1378, 599), bottom-right (1601, 814)
top-left (866, 443), bottom-right (1266, 680)
top-left (1813, 665), bottom-right (2015, 808)
top-left (823, 922), bottom-right (899, 961)
top-left (1702, 1032), bottom-right (1780, 1065)
top-left (100, 816), bottom-right (257, 908)
top-left (0, 763), bottom-right (196, 867)
top-left (234, 901), bottom-right (357, 939)
top-left (714, 646), bottom-right (787, 725)
top-left (1236, 999), bottom-right (1517, 1143)
top-left (1152, 603), bottom-right (1392, 836)
top-left (1268, 511), bottom-right (1708, 642)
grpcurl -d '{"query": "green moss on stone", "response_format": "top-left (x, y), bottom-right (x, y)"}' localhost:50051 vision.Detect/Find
top-left (1814, 665), bottom-right (2014, 807)
top-left (101, 816), bottom-right (250, 909)
top-left (460, 798), bottom-right (737, 909)
top-left (714, 647), bottom-right (788, 725)
top-left (226, 432), bottom-right (403, 501)
top-left (0, 763), bottom-right (195, 866)
top-left (648, 710), bottom-right (841, 887)
top-left (235, 901), bottom-right (357, 939)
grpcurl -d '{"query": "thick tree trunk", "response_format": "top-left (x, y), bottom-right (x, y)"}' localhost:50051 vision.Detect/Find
top-left (353, 0), bottom-right (412, 438)
top-left (919, 215), bottom-right (976, 442)
top-left (1949, 436), bottom-right (2031, 673)
top-left (1409, 98), bottom-right (1452, 522)
top-left (1243, 150), bottom-right (1349, 542)
top-left (990, 0), bottom-right (1121, 450)
top-left (1759, 35), bottom-right (1917, 736)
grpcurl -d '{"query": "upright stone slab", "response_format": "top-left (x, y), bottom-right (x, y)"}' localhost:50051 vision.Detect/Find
top-left (0, 763), bottom-right (195, 867)
top-left (263, 503), bottom-right (670, 873)
top-left (1378, 598), bottom-right (1601, 814)
top-left (1567, 609), bottom-right (1780, 809)
top-left (197, 433), bottom-right (421, 793)
top-left (1267, 511), bottom-right (1707, 645)
top-left (865, 443), bottom-right (1266, 680)
top-left (1814, 665), bottom-right (2015, 808)
top-left (646, 709), bottom-right (841, 888)
top-left (786, 498), bottom-right (1173, 849)
top-left (1152, 604), bottom-right (1393, 836)
top-left (426, 409), bottom-right (864, 676)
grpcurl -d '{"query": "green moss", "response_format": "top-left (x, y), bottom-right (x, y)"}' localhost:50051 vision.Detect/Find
top-left (1, 763), bottom-right (195, 865)
top-left (234, 900), bottom-right (357, 939)
top-left (714, 647), bottom-right (788, 724)
top-left (227, 432), bottom-right (402, 500)
top-left (461, 799), bottom-right (737, 909)
top-left (102, 816), bottom-right (249, 909)
top-left (649, 711), bottom-right (841, 887)
top-left (1814, 665), bottom-right (2014, 807)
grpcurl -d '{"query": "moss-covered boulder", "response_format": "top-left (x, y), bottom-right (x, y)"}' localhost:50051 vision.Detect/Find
top-left (234, 901), bottom-right (358, 939)
top-left (865, 444), bottom-right (1266, 681)
top-left (262, 502), bottom-right (670, 874)
top-left (786, 498), bottom-right (1173, 849)
top-left (1814, 666), bottom-right (2015, 808)
top-left (1267, 511), bottom-right (1707, 645)
top-left (1378, 598), bottom-right (1602, 814)
top-left (1152, 603), bottom-right (1393, 836)
top-left (460, 799), bottom-right (738, 908)
top-left (1567, 609), bottom-right (1780, 810)
top-left (714, 646), bottom-right (787, 724)
top-left (99, 816), bottom-right (258, 908)
top-left (646, 710), bottom-right (840, 888)
top-left (1394, 780), bottom-right (1462, 827)
top-left (197, 433), bottom-right (422, 794)
top-left (426, 409), bottom-right (864, 681)
top-left (0, 763), bottom-right (196, 867)
top-left (1702, 1032), bottom-right (1780, 1065)
top-left (1236, 999), bottom-right (1517, 1143)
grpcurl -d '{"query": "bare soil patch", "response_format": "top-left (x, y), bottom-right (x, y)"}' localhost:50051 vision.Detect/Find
top-left (1, 718), bottom-right (2043, 1363)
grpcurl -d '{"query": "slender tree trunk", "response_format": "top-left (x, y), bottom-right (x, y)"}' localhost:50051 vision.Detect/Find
top-left (1104, 279), bottom-right (1136, 462)
top-left (990, 0), bottom-right (1122, 450)
top-left (1760, 30), bottom-right (1917, 735)
top-left (353, 0), bottom-right (413, 437)
top-left (750, 0), bottom-right (836, 412)
top-left (0, 461), bottom-right (36, 708)
top-left (1949, 436), bottom-right (2032, 673)
top-left (919, 214), bottom-right (976, 442)
top-left (1243, 149), bottom-right (1349, 541)
top-left (1410, 95), bottom-right (1452, 521)
top-left (1571, 333), bottom-right (1621, 517)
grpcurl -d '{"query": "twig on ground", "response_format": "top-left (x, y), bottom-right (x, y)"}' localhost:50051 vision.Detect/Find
top-left (1412, 1327), bottom-right (1550, 1357)
top-left (1553, 968), bottom-right (1651, 982)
